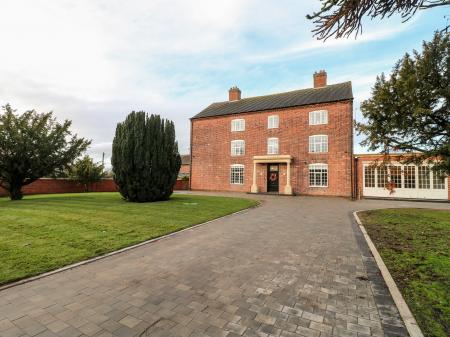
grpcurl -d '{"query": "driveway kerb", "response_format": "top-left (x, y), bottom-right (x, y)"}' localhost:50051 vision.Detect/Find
top-left (353, 210), bottom-right (424, 337)
top-left (0, 201), bottom-right (261, 292)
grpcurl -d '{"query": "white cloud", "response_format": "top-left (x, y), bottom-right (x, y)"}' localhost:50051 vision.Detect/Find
top-left (243, 16), bottom-right (418, 63)
top-left (0, 0), bottom-right (431, 164)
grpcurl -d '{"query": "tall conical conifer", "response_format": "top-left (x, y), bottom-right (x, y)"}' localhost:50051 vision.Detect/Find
top-left (112, 111), bottom-right (181, 202)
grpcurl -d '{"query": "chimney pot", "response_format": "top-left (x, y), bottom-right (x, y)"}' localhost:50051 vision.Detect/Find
top-left (313, 70), bottom-right (327, 88)
top-left (229, 86), bottom-right (241, 101)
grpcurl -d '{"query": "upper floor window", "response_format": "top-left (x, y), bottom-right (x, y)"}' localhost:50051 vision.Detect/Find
top-left (309, 110), bottom-right (328, 125)
top-left (231, 119), bottom-right (245, 132)
top-left (268, 115), bottom-right (279, 129)
top-left (231, 140), bottom-right (245, 156)
top-left (267, 138), bottom-right (279, 155)
top-left (309, 135), bottom-right (328, 153)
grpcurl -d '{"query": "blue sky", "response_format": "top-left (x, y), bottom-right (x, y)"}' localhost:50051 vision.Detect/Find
top-left (0, 1), bottom-right (448, 164)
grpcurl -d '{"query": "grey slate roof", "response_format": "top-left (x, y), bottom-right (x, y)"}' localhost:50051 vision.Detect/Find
top-left (192, 81), bottom-right (353, 119)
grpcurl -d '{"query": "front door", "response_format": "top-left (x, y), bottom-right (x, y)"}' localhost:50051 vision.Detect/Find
top-left (267, 164), bottom-right (279, 192)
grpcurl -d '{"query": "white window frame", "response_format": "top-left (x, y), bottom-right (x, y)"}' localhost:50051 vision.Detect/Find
top-left (377, 166), bottom-right (388, 188)
top-left (268, 115), bottom-right (279, 129)
top-left (418, 166), bottom-right (431, 189)
top-left (309, 110), bottom-right (328, 125)
top-left (230, 164), bottom-right (244, 185)
top-left (364, 166), bottom-right (376, 188)
top-left (267, 137), bottom-right (279, 155)
top-left (231, 119), bottom-right (245, 132)
top-left (404, 165), bottom-right (416, 189)
top-left (433, 170), bottom-right (446, 189)
top-left (389, 166), bottom-right (402, 188)
top-left (309, 163), bottom-right (328, 187)
top-left (309, 135), bottom-right (328, 153)
top-left (230, 140), bottom-right (245, 156)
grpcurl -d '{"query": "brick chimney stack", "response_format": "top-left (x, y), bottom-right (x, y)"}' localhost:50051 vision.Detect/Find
top-left (313, 70), bottom-right (327, 88)
top-left (229, 86), bottom-right (241, 101)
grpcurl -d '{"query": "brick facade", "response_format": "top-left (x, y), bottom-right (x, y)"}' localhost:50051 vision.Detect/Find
top-left (190, 100), bottom-right (353, 197)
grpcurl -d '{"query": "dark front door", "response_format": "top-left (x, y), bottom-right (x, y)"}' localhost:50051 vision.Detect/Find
top-left (267, 164), bottom-right (279, 192)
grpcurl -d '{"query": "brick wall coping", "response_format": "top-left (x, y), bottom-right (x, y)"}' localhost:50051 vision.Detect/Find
top-left (38, 177), bottom-right (114, 180)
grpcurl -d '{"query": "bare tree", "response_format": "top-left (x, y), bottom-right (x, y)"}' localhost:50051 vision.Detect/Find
top-left (307, 0), bottom-right (450, 40)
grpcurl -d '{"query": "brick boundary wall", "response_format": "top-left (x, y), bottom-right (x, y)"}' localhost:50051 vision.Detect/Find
top-left (0, 178), bottom-right (190, 197)
top-left (174, 179), bottom-right (189, 191)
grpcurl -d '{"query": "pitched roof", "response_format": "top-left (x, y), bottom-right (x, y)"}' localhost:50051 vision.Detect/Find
top-left (180, 154), bottom-right (190, 165)
top-left (192, 81), bottom-right (353, 119)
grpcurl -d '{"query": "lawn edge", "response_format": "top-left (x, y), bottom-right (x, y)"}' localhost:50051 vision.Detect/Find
top-left (0, 200), bottom-right (260, 292)
top-left (353, 210), bottom-right (424, 337)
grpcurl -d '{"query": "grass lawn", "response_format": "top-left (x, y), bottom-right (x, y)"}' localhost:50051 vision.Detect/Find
top-left (0, 192), bottom-right (258, 285)
top-left (358, 208), bottom-right (450, 337)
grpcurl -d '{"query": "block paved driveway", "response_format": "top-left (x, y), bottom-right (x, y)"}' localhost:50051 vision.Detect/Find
top-left (0, 194), bottom-right (448, 337)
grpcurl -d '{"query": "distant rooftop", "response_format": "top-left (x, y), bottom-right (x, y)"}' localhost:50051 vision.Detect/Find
top-left (192, 81), bottom-right (353, 119)
top-left (180, 154), bottom-right (190, 165)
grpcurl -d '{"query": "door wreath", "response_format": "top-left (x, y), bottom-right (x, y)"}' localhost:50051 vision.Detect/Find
top-left (269, 173), bottom-right (277, 182)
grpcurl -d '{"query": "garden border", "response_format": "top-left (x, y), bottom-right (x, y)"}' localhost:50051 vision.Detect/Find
top-left (0, 201), bottom-right (260, 292)
top-left (353, 210), bottom-right (424, 337)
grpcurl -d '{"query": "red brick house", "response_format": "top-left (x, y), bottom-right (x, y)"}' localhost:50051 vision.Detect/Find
top-left (190, 71), bottom-right (354, 197)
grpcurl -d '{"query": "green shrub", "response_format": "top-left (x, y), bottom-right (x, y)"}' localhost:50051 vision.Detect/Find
top-left (70, 155), bottom-right (105, 192)
top-left (111, 111), bottom-right (181, 202)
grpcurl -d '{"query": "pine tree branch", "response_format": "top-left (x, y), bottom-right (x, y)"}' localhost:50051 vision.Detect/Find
top-left (308, 0), bottom-right (450, 40)
top-left (420, 1), bottom-right (450, 9)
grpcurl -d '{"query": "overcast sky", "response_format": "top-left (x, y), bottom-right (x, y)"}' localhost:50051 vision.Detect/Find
top-left (0, 1), bottom-right (447, 166)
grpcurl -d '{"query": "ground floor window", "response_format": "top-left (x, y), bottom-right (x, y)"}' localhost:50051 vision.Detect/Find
top-left (309, 163), bottom-right (328, 187)
top-left (364, 166), bottom-right (375, 188)
top-left (377, 167), bottom-right (388, 188)
top-left (433, 170), bottom-right (446, 189)
top-left (418, 166), bottom-right (430, 189)
top-left (363, 164), bottom-right (446, 190)
top-left (404, 165), bottom-right (416, 189)
top-left (390, 166), bottom-right (402, 188)
top-left (230, 165), bottom-right (244, 184)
